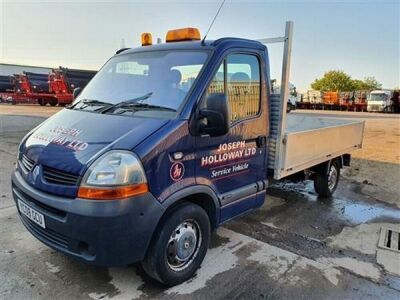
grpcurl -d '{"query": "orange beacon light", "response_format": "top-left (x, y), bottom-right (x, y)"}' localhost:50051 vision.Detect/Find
top-left (141, 33), bottom-right (153, 46)
top-left (166, 28), bottom-right (201, 42)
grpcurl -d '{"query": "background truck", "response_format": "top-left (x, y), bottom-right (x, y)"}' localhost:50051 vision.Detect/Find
top-left (49, 67), bottom-right (96, 106)
top-left (10, 72), bottom-right (58, 106)
top-left (353, 90), bottom-right (369, 112)
top-left (0, 75), bottom-right (14, 103)
top-left (338, 91), bottom-right (354, 111)
top-left (12, 22), bottom-right (364, 286)
top-left (271, 80), bottom-right (298, 112)
top-left (299, 90), bottom-right (323, 110)
top-left (322, 91), bottom-right (339, 110)
top-left (367, 90), bottom-right (393, 112)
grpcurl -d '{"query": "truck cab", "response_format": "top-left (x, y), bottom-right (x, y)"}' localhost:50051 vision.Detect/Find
top-left (367, 90), bottom-right (393, 112)
top-left (12, 24), bottom-right (364, 286)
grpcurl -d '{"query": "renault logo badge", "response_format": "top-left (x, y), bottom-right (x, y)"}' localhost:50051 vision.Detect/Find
top-left (32, 165), bottom-right (40, 181)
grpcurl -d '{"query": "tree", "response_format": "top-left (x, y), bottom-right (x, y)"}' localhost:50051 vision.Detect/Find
top-left (311, 71), bottom-right (382, 92)
top-left (359, 76), bottom-right (382, 91)
top-left (311, 70), bottom-right (355, 92)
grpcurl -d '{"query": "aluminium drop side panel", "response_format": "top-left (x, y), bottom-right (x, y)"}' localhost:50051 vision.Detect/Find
top-left (276, 117), bottom-right (365, 179)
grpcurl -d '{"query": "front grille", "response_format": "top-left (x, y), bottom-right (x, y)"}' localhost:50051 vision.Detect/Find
top-left (21, 154), bottom-right (35, 172)
top-left (20, 215), bottom-right (68, 250)
top-left (42, 166), bottom-right (80, 186)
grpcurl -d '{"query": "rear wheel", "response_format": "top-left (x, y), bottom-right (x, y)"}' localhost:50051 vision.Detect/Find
top-left (38, 99), bottom-right (45, 106)
top-left (142, 202), bottom-right (210, 286)
top-left (313, 160), bottom-right (340, 198)
top-left (49, 99), bottom-right (58, 106)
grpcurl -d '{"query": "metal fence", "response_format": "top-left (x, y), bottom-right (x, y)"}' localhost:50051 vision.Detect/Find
top-left (209, 81), bottom-right (260, 121)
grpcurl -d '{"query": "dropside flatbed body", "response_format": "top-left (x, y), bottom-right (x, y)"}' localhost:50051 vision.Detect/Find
top-left (269, 113), bottom-right (364, 179)
top-left (262, 23), bottom-right (364, 180)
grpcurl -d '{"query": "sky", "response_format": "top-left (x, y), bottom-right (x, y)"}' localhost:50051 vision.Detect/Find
top-left (0, 0), bottom-right (399, 91)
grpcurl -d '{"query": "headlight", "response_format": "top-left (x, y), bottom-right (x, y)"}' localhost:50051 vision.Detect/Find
top-left (78, 150), bottom-right (148, 200)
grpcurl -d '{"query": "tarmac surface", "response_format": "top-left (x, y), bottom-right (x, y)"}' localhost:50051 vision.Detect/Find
top-left (0, 105), bottom-right (399, 299)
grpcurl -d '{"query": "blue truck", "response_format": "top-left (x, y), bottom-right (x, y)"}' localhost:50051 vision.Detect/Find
top-left (12, 22), bottom-right (365, 285)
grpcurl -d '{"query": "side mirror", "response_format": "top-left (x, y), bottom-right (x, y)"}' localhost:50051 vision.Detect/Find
top-left (73, 87), bottom-right (82, 100)
top-left (198, 93), bottom-right (230, 137)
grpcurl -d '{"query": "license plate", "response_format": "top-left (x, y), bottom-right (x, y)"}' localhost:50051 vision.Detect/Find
top-left (18, 199), bottom-right (46, 229)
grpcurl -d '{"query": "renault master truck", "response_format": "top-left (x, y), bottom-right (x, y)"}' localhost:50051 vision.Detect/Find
top-left (12, 22), bottom-right (365, 286)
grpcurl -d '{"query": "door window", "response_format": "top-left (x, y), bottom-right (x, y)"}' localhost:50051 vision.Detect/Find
top-left (207, 63), bottom-right (225, 94)
top-left (205, 54), bottom-right (261, 122)
top-left (227, 54), bottom-right (260, 122)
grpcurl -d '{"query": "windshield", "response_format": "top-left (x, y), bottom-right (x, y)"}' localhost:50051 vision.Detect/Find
top-left (75, 50), bottom-right (208, 114)
top-left (370, 93), bottom-right (388, 102)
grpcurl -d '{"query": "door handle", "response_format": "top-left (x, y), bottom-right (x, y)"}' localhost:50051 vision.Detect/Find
top-left (256, 135), bottom-right (267, 148)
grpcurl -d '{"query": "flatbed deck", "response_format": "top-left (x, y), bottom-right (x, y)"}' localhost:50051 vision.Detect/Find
top-left (286, 114), bottom-right (361, 133)
top-left (270, 113), bottom-right (365, 179)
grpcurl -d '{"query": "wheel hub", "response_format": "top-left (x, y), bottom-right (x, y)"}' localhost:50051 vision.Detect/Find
top-left (167, 220), bottom-right (201, 271)
top-left (328, 165), bottom-right (338, 191)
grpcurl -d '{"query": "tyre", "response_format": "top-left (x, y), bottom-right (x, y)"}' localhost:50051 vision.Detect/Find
top-left (142, 202), bottom-right (211, 286)
top-left (313, 160), bottom-right (340, 198)
top-left (49, 99), bottom-right (57, 106)
top-left (38, 99), bottom-right (45, 106)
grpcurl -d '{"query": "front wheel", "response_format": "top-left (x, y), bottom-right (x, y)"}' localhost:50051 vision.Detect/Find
top-left (313, 160), bottom-right (340, 198)
top-left (142, 202), bottom-right (211, 286)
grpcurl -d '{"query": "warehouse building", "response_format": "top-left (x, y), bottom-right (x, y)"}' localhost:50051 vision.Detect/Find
top-left (0, 63), bottom-right (52, 76)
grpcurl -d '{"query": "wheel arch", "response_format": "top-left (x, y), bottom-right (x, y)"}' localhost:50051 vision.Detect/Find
top-left (160, 185), bottom-right (220, 230)
top-left (310, 156), bottom-right (343, 175)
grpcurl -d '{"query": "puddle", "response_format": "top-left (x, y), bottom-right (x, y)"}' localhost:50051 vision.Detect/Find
top-left (270, 180), bottom-right (400, 225)
top-left (341, 203), bottom-right (400, 223)
top-left (270, 181), bottom-right (318, 201)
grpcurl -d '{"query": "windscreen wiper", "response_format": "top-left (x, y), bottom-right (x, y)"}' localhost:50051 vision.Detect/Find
top-left (71, 99), bottom-right (113, 110)
top-left (100, 92), bottom-right (154, 113)
top-left (113, 103), bottom-right (176, 114)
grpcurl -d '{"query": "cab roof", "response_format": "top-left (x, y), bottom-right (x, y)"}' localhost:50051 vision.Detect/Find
top-left (117, 38), bottom-right (266, 56)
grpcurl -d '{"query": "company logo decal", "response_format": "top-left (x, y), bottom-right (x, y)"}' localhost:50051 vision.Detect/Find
top-left (170, 162), bottom-right (185, 182)
top-left (201, 141), bottom-right (256, 167)
top-left (201, 140), bottom-right (257, 180)
top-left (31, 126), bottom-right (88, 152)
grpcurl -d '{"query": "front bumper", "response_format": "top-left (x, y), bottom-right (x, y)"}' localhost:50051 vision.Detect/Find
top-left (367, 105), bottom-right (384, 112)
top-left (12, 170), bottom-right (165, 267)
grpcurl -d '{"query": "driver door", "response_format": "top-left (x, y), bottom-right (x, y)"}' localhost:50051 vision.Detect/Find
top-left (195, 53), bottom-right (267, 222)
